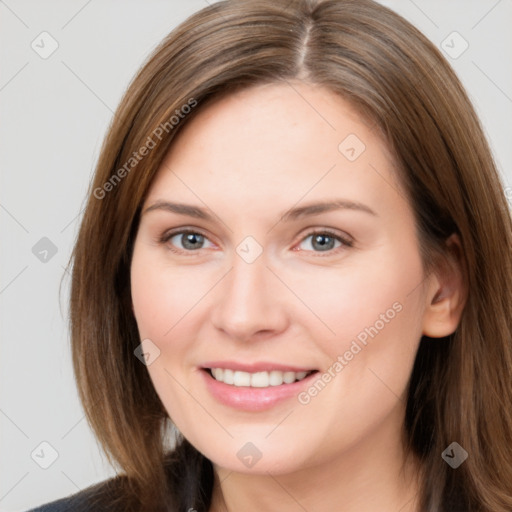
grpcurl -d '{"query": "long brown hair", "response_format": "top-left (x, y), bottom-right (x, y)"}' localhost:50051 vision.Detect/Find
top-left (67, 0), bottom-right (512, 510)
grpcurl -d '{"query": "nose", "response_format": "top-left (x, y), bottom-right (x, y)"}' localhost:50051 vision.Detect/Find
top-left (211, 252), bottom-right (289, 342)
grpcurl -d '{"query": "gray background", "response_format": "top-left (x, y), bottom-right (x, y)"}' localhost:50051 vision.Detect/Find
top-left (1, 1), bottom-right (511, 510)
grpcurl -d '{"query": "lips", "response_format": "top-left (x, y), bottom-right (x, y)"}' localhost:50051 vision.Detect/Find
top-left (199, 361), bottom-right (319, 411)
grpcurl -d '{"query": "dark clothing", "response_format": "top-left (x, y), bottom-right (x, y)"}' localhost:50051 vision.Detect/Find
top-left (27, 478), bottom-right (119, 512)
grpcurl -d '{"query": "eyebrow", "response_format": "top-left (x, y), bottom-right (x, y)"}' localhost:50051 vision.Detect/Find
top-left (142, 199), bottom-right (377, 221)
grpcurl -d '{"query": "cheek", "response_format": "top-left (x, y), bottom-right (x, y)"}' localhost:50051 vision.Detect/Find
top-left (130, 251), bottom-right (212, 343)
top-left (292, 255), bottom-right (426, 423)
top-left (130, 252), bottom-right (209, 426)
top-left (303, 260), bottom-right (425, 416)
top-left (284, 252), bottom-right (424, 356)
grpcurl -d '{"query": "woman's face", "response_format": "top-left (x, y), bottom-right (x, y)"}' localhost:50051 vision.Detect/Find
top-left (130, 82), bottom-right (433, 474)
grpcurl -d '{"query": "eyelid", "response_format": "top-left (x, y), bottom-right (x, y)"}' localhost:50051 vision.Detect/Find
top-left (158, 227), bottom-right (215, 255)
top-left (158, 226), bottom-right (353, 256)
top-left (293, 228), bottom-right (353, 255)
top-left (299, 227), bottom-right (352, 242)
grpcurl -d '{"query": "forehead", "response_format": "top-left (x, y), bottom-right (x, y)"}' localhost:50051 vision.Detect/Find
top-left (164, 81), bottom-right (382, 162)
top-left (145, 82), bottom-right (402, 214)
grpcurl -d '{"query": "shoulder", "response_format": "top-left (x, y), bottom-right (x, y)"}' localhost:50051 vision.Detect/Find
top-left (26, 476), bottom-right (128, 512)
top-left (26, 490), bottom-right (94, 512)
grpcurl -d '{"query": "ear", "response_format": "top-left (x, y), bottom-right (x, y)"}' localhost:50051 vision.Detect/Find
top-left (422, 233), bottom-right (467, 338)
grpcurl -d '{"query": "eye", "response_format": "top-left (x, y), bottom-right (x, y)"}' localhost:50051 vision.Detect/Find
top-left (158, 228), bottom-right (353, 256)
top-left (296, 229), bottom-right (353, 254)
top-left (159, 229), bottom-right (215, 254)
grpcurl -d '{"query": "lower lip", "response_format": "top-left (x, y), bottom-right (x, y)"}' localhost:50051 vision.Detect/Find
top-left (200, 369), bottom-right (318, 411)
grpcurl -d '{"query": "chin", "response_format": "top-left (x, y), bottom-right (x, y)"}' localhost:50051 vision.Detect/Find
top-left (197, 435), bottom-right (313, 475)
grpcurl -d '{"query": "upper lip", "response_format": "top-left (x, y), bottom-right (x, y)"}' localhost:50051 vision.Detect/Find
top-left (201, 361), bottom-right (317, 373)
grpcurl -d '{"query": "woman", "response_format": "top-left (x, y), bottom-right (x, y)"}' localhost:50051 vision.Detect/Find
top-left (29, 0), bottom-right (512, 510)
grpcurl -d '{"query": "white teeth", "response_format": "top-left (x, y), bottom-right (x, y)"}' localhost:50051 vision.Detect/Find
top-left (283, 371), bottom-right (296, 384)
top-left (251, 371), bottom-right (269, 387)
top-left (269, 370), bottom-right (283, 386)
top-left (210, 368), bottom-right (312, 387)
top-left (233, 370), bottom-right (251, 386)
top-left (223, 368), bottom-right (234, 385)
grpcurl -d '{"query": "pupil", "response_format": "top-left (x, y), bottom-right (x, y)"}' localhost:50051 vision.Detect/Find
top-left (314, 234), bottom-right (334, 251)
top-left (183, 233), bottom-right (203, 249)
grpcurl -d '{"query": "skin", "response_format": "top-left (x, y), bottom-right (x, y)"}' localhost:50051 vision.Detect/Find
top-left (130, 82), bottom-right (465, 512)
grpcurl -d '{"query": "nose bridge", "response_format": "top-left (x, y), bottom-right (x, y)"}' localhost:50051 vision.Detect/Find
top-left (212, 247), bottom-right (286, 338)
top-left (225, 249), bottom-right (271, 314)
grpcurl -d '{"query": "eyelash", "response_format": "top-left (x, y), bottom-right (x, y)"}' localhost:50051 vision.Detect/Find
top-left (158, 228), bottom-right (353, 256)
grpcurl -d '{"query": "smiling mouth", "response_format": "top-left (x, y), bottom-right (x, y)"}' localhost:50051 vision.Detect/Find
top-left (204, 368), bottom-right (318, 388)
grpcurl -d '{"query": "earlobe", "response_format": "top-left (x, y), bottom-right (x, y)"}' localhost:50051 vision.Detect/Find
top-left (422, 234), bottom-right (467, 338)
